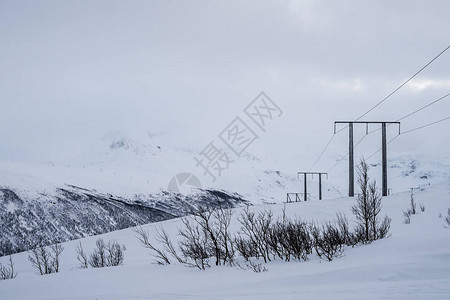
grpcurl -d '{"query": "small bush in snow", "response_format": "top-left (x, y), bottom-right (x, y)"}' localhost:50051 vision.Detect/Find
top-left (266, 208), bottom-right (313, 262)
top-left (76, 242), bottom-right (88, 269)
top-left (76, 239), bottom-right (125, 269)
top-left (402, 196), bottom-right (425, 224)
top-left (0, 255), bottom-right (17, 280)
top-left (419, 204), bottom-right (425, 212)
top-left (88, 239), bottom-right (125, 268)
top-left (403, 211), bottom-right (411, 224)
top-left (28, 243), bottom-right (64, 275)
top-left (237, 207), bottom-right (273, 263)
top-left (310, 221), bottom-right (346, 261)
top-left (246, 260), bottom-right (268, 273)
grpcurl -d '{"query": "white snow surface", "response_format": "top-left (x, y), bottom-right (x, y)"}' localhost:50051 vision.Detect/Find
top-left (1, 181), bottom-right (450, 299)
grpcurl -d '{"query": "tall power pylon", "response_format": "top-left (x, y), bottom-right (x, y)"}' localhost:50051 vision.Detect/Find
top-left (334, 121), bottom-right (400, 197)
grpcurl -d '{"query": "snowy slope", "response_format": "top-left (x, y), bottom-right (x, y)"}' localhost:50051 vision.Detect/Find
top-left (1, 181), bottom-right (449, 299)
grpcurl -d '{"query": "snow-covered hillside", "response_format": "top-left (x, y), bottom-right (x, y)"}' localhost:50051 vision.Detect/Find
top-left (1, 181), bottom-right (449, 299)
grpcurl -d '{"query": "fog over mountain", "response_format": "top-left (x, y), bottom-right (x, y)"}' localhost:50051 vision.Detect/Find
top-left (1, 0), bottom-right (449, 174)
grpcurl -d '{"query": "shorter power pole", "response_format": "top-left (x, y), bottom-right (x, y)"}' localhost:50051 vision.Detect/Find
top-left (297, 172), bottom-right (328, 200)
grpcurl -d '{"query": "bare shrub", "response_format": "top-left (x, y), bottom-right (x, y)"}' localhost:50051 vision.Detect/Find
top-left (234, 236), bottom-right (258, 261)
top-left (88, 239), bottom-right (125, 268)
top-left (403, 210), bottom-right (411, 224)
top-left (402, 196), bottom-right (425, 224)
top-left (88, 239), bottom-right (107, 268)
top-left (310, 222), bottom-right (345, 261)
top-left (378, 216), bottom-right (391, 239)
top-left (247, 260), bottom-right (268, 273)
top-left (214, 207), bottom-right (235, 265)
top-left (154, 226), bottom-right (184, 263)
top-left (106, 240), bottom-right (125, 267)
top-left (189, 206), bottom-right (222, 266)
top-left (133, 206), bottom-right (234, 270)
top-left (133, 202), bottom-right (391, 271)
top-left (178, 217), bottom-right (210, 270)
top-left (335, 212), bottom-right (356, 246)
top-left (50, 243), bottom-right (64, 273)
top-left (237, 207), bottom-right (273, 263)
top-left (267, 209), bottom-right (312, 262)
top-left (419, 204), bottom-right (425, 212)
top-left (0, 255), bottom-right (17, 280)
top-left (76, 242), bottom-right (88, 269)
top-left (183, 206), bottom-right (236, 266)
top-left (352, 159), bottom-right (391, 243)
top-left (28, 243), bottom-right (64, 275)
top-left (133, 226), bottom-right (172, 265)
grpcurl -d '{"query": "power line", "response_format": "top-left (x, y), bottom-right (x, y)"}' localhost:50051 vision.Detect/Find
top-left (308, 134), bottom-right (335, 171)
top-left (307, 44), bottom-right (450, 173)
top-left (329, 169), bottom-right (349, 180)
top-left (331, 106), bottom-right (450, 173)
top-left (396, 94), bottom-right (449, 122)
top-left (335, 124), bottom-right (349, 134)
top-left (355, 44), bottom-right (450, 121)
top-left (367, 93), bottom-right (450, 134)
top-left (327, 134), bottom-right (367, 172)
top-left (366, 134), bottom-right (400, 160)
top-left (366, 116), bottom-right (450, 160)
top-left (402, 116), bottom-right (450, 134)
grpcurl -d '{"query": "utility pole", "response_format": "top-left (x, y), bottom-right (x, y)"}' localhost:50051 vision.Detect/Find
top-left (334, 121), bottom-right (400, 197)
top-left (297, 172), bottom-right (328, 200)
top-left (382, 123), bottom-right (387, 197)
top-left (349, 122), bottom-right (354, 197)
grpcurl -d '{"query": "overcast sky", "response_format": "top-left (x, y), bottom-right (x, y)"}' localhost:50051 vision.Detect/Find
top-left (1, 0), bottom-right (449, 169)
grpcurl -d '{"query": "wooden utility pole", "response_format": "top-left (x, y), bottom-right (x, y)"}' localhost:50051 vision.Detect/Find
top-left (334, 121), bottom-right (400, 197)
top-left (297, 172), bottom-right (328, 200)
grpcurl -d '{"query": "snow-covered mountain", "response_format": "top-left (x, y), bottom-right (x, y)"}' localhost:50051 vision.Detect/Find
top-left (0, 184), bottom-right (248, 257)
